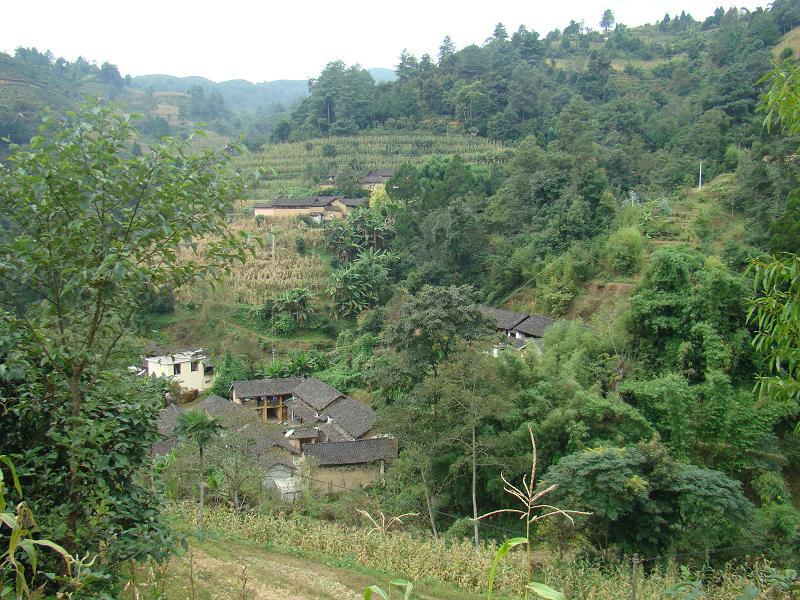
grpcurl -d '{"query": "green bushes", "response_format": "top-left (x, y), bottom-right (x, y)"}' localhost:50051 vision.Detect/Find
top-left (606, 226), bottom-right (644, 275)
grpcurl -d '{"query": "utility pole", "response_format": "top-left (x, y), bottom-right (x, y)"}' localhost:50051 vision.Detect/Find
top-left (631, 553), bottom-right (639, 600)
top-left (698, 160), bottom-right (703, 191)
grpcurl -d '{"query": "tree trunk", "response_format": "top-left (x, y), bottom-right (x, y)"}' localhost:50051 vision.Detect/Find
top-left (65, 369), bottom-right (83, 548)
top-left (472, 423), bottom-right (479, 548)
top-left (421, 470), bottom-right (439, 540)
top-left (198, 448), bottom-right (206, 538)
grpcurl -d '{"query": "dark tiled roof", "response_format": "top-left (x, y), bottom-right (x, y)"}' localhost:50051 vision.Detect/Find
top-left (232, 378), bottom-right (303, 399)
top-left (362, 170), bottom-right (394, 183)
top-left (158, 403), bottom-right (182, 437)
top-left (286, 397), bottom-right (321, 423)
top-left (303, 437), bottom-right (397, 466)
top-left (318, 421), bottom-right (352, 442)
top-left (198, 394), bottom-right (299, 454)
top-left (197, 393), bottom-right (245, 416)
top-left (513, 315), bottom-right (556, 338)
top-left (153, 404), bottom-right (182, 455)
top-left (323, 397), bottom-right (375, 439)
top-left (292, 377), bottom-right (343, 411)
top-left (479, 305), bottom-right (529, 331)
top-left (286, 427), bottom-right (319, 440)
top-left (254, 197), bottom-right (333, 209)
top-left (260, 452), bottom-right (297, 470)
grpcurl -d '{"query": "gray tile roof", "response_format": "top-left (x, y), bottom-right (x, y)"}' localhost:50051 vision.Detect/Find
top-left (338, 197), bottom-right (367, 207)
top-left (193, 394), bottom-right (299, 454)
top-left (303, 437), bottom-right (397, 466)
top-left (153, 404), bottom-right (182, 455)
top-left (292, 377), bottom-right (343, 411)
top-left (232, 377), bottom-right (303, 399)
top-left (362, 170), bottom-right (395, 183)
top-left (323, 397), bottom-right (375, 439)
top-left (254, 197), bottom-right (334, 209)
top-left (479, 305), bottom-right (529, 331)
top-left (158, 403), bottom-right (182, 437)
top-left (318, 421), bottom-right (352, 442)
top-left (197, 393), bottom-right (247, 416)
top-left (286, 427), bottom-right (319, 440)
top-left (286, 397), bottom-right (321, 423)
top-left (507, 337), bottom-right (529, 349)
top-left (513, 315), bottom-right (556, 338)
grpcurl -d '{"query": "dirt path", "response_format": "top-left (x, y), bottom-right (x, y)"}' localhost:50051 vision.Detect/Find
top-left (164, 542), bottom-right (367, 599)
top-left (143, 536), bottom-right (489, 600)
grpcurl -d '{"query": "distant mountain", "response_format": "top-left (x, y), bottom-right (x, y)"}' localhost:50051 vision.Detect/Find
top-left (131, 74), bottom-right (308, 112)
top-left (368, 68), bottom-right (396, 83)
top-left (132, 69), bottom-right (395, 111)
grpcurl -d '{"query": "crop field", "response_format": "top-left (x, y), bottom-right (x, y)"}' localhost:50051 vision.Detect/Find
top-left (773, 24), bottom-right (800, 58)
top-left (165, 503), bottom-right (780, 600)
top-left (178, 217), bottom-right (330, 305)
top-left (236, 132), bottom-right (510, 201)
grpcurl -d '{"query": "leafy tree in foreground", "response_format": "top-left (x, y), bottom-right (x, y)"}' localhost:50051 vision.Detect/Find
top-left (175, 410), bottom-right (224, 538)
top-left (748, 254), bottom-right (800, 412)
top-left (749, 59), bottom-right (800, 416)
top-left (0, 102), bottom-right (249, 592)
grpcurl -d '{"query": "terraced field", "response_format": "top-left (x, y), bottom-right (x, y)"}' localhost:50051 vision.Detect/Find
top-left (236, 132), bottom-right (510, 202)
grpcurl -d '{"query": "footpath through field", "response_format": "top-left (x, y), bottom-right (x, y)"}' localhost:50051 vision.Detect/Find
top-left (159, 535), bottom-right (491, 600)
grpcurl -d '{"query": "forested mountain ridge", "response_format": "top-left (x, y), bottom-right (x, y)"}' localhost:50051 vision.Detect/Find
top-left (130, 74), bottom-right (309, 112)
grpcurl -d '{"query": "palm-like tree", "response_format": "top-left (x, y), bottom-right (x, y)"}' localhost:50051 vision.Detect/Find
top-left (175, 410), bottom-right (224, 538)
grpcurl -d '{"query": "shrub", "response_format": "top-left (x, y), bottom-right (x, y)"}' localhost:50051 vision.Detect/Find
top-left (606, 226), bottom-right (644, 275)
top-left (274, 313), bottom-right (295, 336)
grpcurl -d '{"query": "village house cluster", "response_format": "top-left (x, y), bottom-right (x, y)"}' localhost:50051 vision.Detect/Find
top-left (152, 367), bottom-right (395, 500)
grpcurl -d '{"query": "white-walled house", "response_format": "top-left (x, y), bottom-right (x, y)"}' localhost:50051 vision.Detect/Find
top-left (143, 349), bottom-right (214, 392)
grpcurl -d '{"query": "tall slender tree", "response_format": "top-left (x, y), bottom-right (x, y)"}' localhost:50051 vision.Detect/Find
top-left (175, 410), bottom-right (224, 538)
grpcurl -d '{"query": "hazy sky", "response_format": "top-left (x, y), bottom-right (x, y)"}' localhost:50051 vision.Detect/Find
top-left (3, 1), bottom-right (769, 82)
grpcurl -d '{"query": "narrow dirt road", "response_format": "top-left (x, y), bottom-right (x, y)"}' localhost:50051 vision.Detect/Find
top-left (144, 536), bottom-right (489, 600)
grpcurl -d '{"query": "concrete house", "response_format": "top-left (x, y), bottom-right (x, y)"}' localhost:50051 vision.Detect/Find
top-left (143, 347), bottom-right (214, 392)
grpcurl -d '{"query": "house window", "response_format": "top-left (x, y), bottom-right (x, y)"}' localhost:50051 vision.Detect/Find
top-left (191, 361), bottom-right (199, 372)
top-left (173, 363), bottom-right (181, 375)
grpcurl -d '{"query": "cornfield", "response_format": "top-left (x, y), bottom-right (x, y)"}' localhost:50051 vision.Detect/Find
top-left (170, 503), bottom-right (784, 599)
top-left (176, 217), bottom-right (330, 305)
